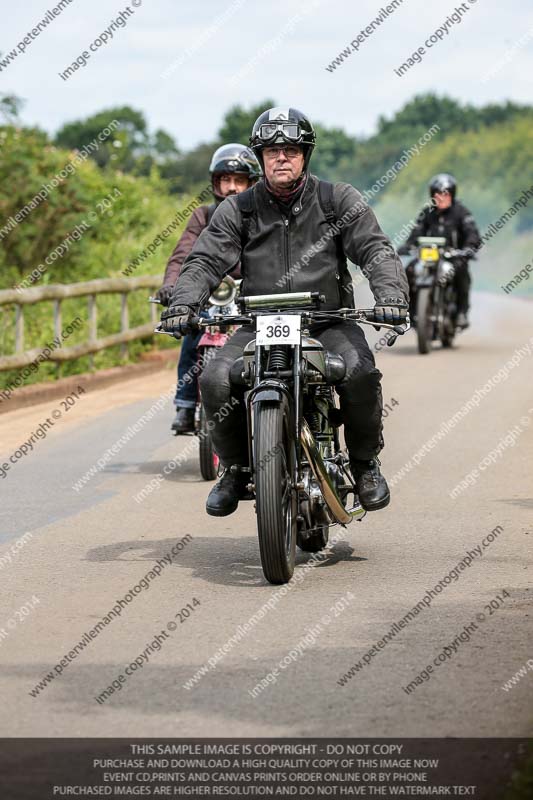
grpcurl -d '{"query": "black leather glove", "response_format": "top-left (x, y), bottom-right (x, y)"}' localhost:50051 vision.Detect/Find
top-left (374, 299), bottom-right (409, 326)
top-left (159, 304), bottom-right (195, 339)
top-left (155, 284), bottom-right (174, 306)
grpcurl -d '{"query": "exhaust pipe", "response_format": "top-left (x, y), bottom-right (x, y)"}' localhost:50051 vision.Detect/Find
top-left (300, 420), bottom-right (365, 525)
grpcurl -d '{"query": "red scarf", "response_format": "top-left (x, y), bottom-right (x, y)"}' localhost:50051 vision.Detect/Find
top-left (265, 172), bottom-right (306, 203)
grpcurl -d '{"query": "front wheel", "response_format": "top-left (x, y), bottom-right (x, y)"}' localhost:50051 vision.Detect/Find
top-left (440, 288), bottom-right (456, 349)
top-left (416, 288), bottom-right (433, 355)
top-left (198, 404), bottom-right (218, 481)
top-left (254, 403), bottom-right (297, 584)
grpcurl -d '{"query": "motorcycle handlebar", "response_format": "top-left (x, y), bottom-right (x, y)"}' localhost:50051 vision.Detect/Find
top-left (406, 246), bottom-right (477, 260)
top-left (194, 308), bottom-right (409, 335)
top-left (154, 309), bottom-right (409, 339)
top-left (443, 248), bottom-right (477, 260)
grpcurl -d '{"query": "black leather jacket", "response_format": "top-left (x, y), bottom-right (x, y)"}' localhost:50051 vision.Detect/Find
top-left (399, 200), bottom-right (481, 254)
top-left (172, 174), bottom-right (409, 311)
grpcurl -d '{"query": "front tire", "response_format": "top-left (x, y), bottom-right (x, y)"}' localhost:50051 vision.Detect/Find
top-left (441, 288), bottom-right (456, 349)
top-left (254, 403), bottom-right (297, 584)
top-left (199, 404), bottom-right (218, 481)
top-left (416, 288), bottom-right (433, 355)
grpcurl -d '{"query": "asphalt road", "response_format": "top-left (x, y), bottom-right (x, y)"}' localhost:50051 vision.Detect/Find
top-left (0, 290), bottom-right (532, 737)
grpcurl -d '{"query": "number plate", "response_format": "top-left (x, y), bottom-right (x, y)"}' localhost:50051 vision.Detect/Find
top-left (420, 247), bottom-right (439, 261)
top-left (256, 314), bottom-right (301, 345)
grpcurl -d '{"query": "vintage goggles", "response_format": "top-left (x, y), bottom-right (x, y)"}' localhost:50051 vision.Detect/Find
top-left (257, 122), bottom-right (302, 144)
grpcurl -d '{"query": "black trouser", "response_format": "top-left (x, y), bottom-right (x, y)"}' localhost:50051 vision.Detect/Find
top-left (453, 259), bottom-right (471, 313)
top-left (200, 320), bottom-right (384, 468)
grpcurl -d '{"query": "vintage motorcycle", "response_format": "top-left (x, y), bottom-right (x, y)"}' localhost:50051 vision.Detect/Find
top-left (151, 276), bottom-right (240, 480)
top-left (157, 291), bottom-right (407, 585)
top-left (407, 236), bottom-right (475, 354)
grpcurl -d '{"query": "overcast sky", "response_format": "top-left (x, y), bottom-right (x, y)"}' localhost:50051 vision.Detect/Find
top-left (2, 0), bottom-right (532, 149)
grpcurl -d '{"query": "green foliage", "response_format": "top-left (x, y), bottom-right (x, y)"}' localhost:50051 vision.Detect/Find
top-left (0, 125), bottom-right (182, 284)
top-left (160, 142), bottom-right (215, 196)
top-left (49, 93), bottom-right (533, 200)
top-left (0, 127), bottom-right (193, 389)
top-left (372, 113), bottom-right (533, 301)
top-left (311, 124), bottom-right (357, 181)
top-left (54, 106), bottom-right (180, 177)
top-left (325, 93), bottom-right (533, 192)
top-left (377, 93), bottom-right (530, 137)
top-left (0, 66), bottom-right (24, 123)
top-left (0, 93), bottom-right (24, 124)
top-left (373, 116), bottom-right (533, 236)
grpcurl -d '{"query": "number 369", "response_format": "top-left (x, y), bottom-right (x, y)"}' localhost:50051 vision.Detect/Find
top-left (266, 324), bottom-right (290, 338)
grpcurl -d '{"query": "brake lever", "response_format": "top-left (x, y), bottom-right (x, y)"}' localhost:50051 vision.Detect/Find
top-left (154, 324), bottom-right (174, 336)
top-left (383, 321), bottom-right (410, 346)
top-left (394, 322), bottom-right (410, 334)
top-left (359, 319), bottom-right (408, 333)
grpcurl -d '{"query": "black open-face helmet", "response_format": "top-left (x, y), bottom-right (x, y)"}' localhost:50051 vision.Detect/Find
top-left (249, 106), bottom-right (316, 169)
top-left (209, 143), bottom-right (262, 200)
top-left (429, 173), bottom-right (457, 202)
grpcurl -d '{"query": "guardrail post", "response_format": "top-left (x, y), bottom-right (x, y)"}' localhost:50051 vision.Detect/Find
top-left (15, 305), bottom-right (24, 353)
top-left (120, 292), bottom-right (129, 360)
top-left (88, 294), bottom-right (97, 370)
top-left (53, 299), bottom-right (62, 340)
top-left (0, 276), bottom-right (160, 373)
top-left (53, 299), bottom-right (63, 377)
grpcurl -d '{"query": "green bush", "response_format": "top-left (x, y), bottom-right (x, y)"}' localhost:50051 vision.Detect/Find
top-left (0, 126), bottom-right (194, 390)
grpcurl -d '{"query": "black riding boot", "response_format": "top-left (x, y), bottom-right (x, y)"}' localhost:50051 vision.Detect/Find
top-left (206, 467), bottom-right (252, 517)
top-left (351, 458), bottom-right (390, 511)
top-left (171, 408), bottom-right (195, 434)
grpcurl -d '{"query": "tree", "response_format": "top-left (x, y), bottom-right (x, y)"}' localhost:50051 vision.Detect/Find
top-left (0, 94), bottom-right (24, 124)
top-left (54, 107), bottom-right (180, 176)
top-left (311, 124), bottom-right (358, 181)
top-left (377, 94), bottom-right (467, 137)
top-left (153, 129), bottom-right (180, 162)
top-left (218, 99), bottom-right (276, 145)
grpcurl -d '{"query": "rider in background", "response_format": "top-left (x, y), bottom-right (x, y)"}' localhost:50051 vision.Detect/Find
top-left (398, 174), bottom-right (481, 329)
top-left (155, 144), bottom-right (261, 433)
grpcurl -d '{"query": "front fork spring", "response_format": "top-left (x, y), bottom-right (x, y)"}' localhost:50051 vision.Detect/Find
top-left (268, 345), bottom-right (289, 371)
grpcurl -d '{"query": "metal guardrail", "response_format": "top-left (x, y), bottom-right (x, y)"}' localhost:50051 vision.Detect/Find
top-left (0, 276), bottom-right (161, 371)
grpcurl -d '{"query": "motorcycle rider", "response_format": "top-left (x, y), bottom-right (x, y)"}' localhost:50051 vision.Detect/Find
top-left (398, 174), bottom-right (481, 329)
top-left (155, 144), bottom-right (261, 433)
top-left (160, 107), bottom-right (409, 516)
